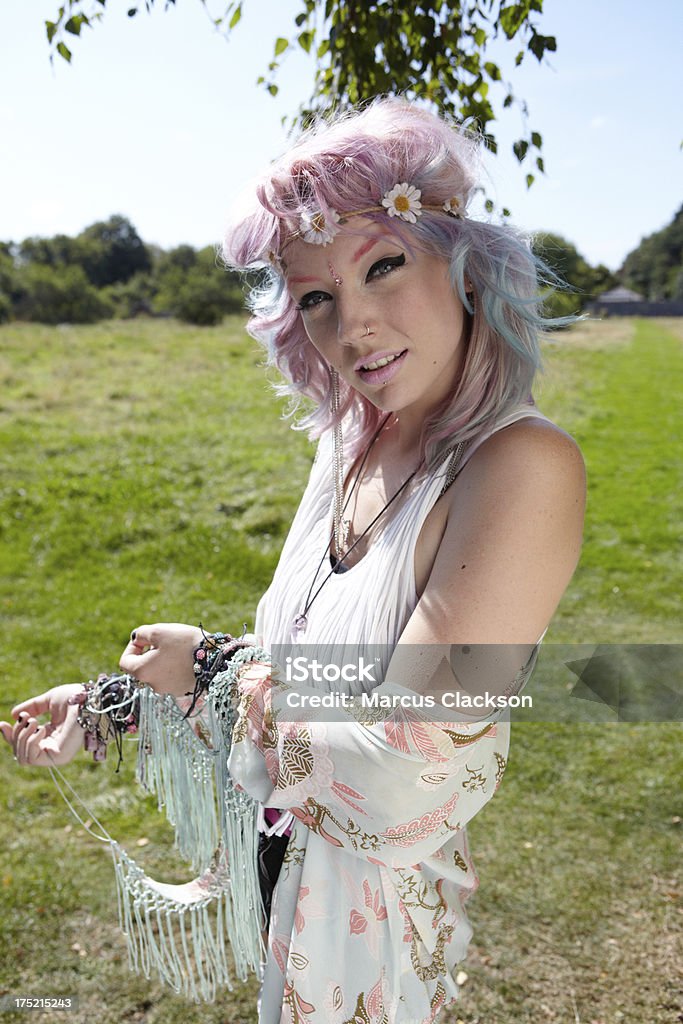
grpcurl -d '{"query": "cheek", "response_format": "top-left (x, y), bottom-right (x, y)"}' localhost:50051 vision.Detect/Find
top-left (301, 321), bottom-right (339, 370)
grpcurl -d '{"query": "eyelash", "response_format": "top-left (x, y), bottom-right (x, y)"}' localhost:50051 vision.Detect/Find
top-left (295, 254), bottom-right (405, 311)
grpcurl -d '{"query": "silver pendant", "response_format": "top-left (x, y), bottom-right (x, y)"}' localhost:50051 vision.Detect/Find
top-left (291, 614), bottom-right (308, 643)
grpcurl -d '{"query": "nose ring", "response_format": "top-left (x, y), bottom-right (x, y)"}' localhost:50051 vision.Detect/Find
top-left (363, 323), bottom-right (372, 338)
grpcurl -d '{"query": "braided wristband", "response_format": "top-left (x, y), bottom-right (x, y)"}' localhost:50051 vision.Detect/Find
top-left (185, 626), bottom-right (252, 717)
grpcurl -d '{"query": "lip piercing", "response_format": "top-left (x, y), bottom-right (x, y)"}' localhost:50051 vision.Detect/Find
top-left (363, 323), bottom-right (372, 337)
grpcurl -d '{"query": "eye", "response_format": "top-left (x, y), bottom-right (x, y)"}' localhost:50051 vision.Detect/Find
top-left (295, 290), bottom-right (331, 312)
top-left (366, 253), bottom-right (406, 281)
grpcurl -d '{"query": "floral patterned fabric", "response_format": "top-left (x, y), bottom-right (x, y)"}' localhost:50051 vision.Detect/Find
top-left (228, 665), bottom-right (511, 1024)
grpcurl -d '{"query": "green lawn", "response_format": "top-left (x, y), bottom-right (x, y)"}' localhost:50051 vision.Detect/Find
top-left (0, 316), bottom-right (680, 1023)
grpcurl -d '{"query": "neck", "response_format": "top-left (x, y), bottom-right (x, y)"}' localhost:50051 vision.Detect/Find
top-left (380, 404), bottom-right (433, 468)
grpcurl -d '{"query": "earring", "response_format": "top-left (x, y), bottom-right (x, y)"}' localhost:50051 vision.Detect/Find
top-left (330, 368), bottom-right (346, 554)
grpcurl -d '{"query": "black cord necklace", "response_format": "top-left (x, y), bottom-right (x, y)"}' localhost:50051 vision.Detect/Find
top-left (291, 414), bottom-right (420, 642)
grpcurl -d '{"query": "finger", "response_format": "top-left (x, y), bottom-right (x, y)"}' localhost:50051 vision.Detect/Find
top-left (0, 721), bottom-right (14, 747)
top-left (131, 624), bottom-right (159, 646)
top-left (118, 647), bottom-right (161, 679)
top-left (14, 717), bottom-right (42, 764)
top-left (23, 728), bottom-right (55, 768)
top-left (11, 694), bottom-right (51, 719)
top-left (121, 624), bottom-right (159, 659)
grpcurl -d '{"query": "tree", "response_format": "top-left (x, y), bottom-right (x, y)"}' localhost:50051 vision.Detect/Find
top-left (154, 244), bottom-right (244, 325)
top-left (77, 214), bottom-right (152, 287)
top-left (620, 206), bottom-right (683, 301)
top-left (16, 233), bottom-right (86, 269)
top-left (0, 247), bottom-right (17, 324)
top-left (12, 264), bottom-right (114, 324)
top-left (45, 1), bottom-right (556, 191)
top-left (533, 232), bottom-right (618, 319)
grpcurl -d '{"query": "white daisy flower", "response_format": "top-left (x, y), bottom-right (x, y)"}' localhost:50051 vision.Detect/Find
top-left (443, 196), bottom-right (464, 217)
top-left (381, 183), bottom-right (423, 223)
top-left (299, 208), bottom-right (341, 246)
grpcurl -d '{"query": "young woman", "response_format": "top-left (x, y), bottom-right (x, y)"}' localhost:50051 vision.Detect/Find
top-left (2, 99), bottom-right (585, 1023)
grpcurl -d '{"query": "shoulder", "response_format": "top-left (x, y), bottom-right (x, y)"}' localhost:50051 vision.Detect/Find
top-left (451, 415), bottom-right (586, 511)
top-left (408, 415), bottom-right (586, 641)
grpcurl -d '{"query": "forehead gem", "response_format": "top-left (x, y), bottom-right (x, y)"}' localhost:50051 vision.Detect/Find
top-left (328, 262), bottom-right (343, 287)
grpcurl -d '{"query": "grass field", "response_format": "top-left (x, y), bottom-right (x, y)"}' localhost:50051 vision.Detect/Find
top-left (0, 316), bottom-right (681, 1024)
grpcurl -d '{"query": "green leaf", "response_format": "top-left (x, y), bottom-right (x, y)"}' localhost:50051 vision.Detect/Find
top-left (485, 198), bottom-right (494, 213)
top-left (502, 207), bottom-right (511, 218)
top-left (64, 15), bottom-right (83, 36)
top-left (529, 32), bottom-right (556, 62)
top-left (513, 139), bottom-right (529, 162)
top-left (56, 41), bottom-right (72, 62)
top-left (267, 83), bottom-right (279, 96)
top-left (274, 37), bottom-right (288, 56)
top-left (499, 4), bottom-right (527, 39)
top-left (127, 7), bottom-right (138, 15)
top-left (536, 156), bottom-right (545, 173)
top-left (228, 3), bottom-right (242, 30)
top-left (317, 38), bottom-right (330, 58)
top-left (526, 173), bottom-right (535, 188)
top-left (484, 61), bottom-right (502, 81)
top-left (531, 131), bottom-right (542, 148)
top-left (45, 20), bottom-right (57, 43)
top-left (515, 49), bottom-right (524, 66)
top-left (295, 12), bottom-right (307, 27)
top-left (503, 93), bottom-right (513, 108)
top-left (298, 30), bottom-right (314, 54)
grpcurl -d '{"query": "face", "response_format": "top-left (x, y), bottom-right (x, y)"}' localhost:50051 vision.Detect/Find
top-left (284, 221), bottom-right (468, 425)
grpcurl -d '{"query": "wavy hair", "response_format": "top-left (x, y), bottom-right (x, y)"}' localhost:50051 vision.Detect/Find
top-left (222, 98), bottom-right (559, 468)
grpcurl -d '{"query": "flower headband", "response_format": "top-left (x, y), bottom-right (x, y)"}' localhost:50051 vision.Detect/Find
top-left (269, 182), bottom-right (465, 263)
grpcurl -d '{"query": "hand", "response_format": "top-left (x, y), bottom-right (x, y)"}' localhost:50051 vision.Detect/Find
top-left (0, 684), bottom-right (85, 767)
top-left (119, 622), bottom-right (204, 698)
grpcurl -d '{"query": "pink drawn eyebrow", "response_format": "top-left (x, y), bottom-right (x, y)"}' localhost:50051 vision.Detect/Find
top-left (352, 238), bottom-right (378, 263)
top-left (288, 275), bottom-right (320, 285)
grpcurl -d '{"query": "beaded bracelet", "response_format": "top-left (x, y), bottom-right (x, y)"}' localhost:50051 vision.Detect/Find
top-left (186, 625), bottom-right (251, 716)
top-left (69, 672), bottom-right (140, 769)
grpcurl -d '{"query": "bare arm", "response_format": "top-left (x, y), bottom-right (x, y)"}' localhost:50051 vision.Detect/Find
top-left (385, 419), bottom-right (586, 693)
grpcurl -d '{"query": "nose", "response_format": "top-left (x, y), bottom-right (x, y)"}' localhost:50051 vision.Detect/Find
top-left (336, 294), bottom-right (373, 348)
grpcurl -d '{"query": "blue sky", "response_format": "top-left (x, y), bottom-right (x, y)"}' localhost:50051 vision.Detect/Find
top-left (2, 0), bottom-right (681, 270)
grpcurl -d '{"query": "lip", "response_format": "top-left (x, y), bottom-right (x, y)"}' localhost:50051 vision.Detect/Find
top-left (355, 348), bottom-right (408, 386)
top-left (354, 349), bottom-right (404, 372)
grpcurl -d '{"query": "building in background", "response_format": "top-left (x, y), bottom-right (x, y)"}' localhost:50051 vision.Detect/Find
top-left (589, 286), bottom-right (683, 317)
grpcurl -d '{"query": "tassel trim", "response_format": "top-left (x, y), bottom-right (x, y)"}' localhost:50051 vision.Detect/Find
top-left (136, 687), bottom-right (219, 873)
top-left (111, 841), bottom-right (262, 1003)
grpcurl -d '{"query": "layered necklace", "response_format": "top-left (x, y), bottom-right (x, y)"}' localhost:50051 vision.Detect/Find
top-left (292, 414), bottom-right (427, 643)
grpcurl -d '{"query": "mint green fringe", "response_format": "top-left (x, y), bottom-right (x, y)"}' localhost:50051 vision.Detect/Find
top-left (136, 687), bottom-right (219, 873)
top-left (124, 664), bottom-right (267, 1000)
top-left (111, 842), bottom-right (262, 1002)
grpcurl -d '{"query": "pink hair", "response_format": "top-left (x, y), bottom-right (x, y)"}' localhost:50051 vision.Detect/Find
top-left (222, 98), bottom-right (548, 468)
